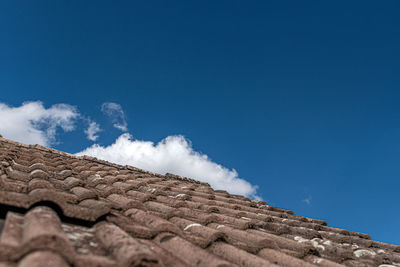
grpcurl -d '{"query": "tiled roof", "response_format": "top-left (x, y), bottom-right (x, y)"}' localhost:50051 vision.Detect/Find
top-left (0, 137), bottom-right (399, 267)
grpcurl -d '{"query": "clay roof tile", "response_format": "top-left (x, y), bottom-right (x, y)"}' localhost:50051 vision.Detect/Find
top-left (209, 242), bottom-right (278, 267)
top-left (0, 136), bottom-right (399, 267)
top-left (18, 251), bottom-right (69, 267)
top-left (154, 233), bottom-right (234, 267)
top-left (95, 222), bottom-right (161, 267)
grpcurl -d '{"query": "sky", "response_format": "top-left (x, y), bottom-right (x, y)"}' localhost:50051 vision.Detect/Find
top-left (0, 1), bottom-right (399, 245)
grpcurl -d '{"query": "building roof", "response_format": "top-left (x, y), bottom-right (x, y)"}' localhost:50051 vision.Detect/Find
top-left (0, 137), bottom-right (399, 267)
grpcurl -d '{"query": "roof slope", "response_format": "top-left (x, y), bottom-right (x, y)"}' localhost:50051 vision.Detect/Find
top-left (0, 137), bottom-right (399, 267)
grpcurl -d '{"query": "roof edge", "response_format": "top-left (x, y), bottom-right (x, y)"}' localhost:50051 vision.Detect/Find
top-left (0, 137), bottom-right (211, 187)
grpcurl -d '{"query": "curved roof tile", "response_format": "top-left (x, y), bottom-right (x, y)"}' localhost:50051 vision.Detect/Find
top-left (0, 136), bottom-right (399, 266)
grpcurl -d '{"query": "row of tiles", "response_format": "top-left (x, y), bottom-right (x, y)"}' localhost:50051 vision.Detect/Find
top-left (1, 192), bottom-right (399, 267)
top-left (2, 206), bottom-right (399, 267)
top-left (0, 206), bottom-right (344, 267)
top-left (0, 164), bottom-right (382, 255)
top-left (0, 153), bottom-right (349, 226)
top-left (0, 139), bottom-right (399, 266)
top-left (0, 159), bottom-right (383, 246)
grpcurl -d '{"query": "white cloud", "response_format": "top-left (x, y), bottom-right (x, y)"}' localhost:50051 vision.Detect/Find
top-left (0, 101), bottom-right (79, 146)
top-left (0, 100), bottom-right (260, 199)
top-left (101, 102), bottom-right (128, 131)
top-left (77, 133), bottom-right (259, 198)
top-left (85, 121), bottom-right (101, 141)
top-left (303, 196), bottom-right (312, 205)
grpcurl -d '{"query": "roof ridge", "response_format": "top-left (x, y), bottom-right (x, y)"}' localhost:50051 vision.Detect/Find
top-left (0, 136), bottom-right (211, 187)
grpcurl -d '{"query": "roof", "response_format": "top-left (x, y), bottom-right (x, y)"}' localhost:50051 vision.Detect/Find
top-left (0, 137), bottom-right (399, 267)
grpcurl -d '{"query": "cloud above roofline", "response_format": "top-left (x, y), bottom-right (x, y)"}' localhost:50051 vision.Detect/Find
top-left (0, 101), bottom-right (80, 146)
top-left (101, 102), bottom-right (128, 131)
top-left (0, 100), bottom-right (261, 199)
top-left (85, 120), bottom-right (102, 141)
top-left (76, 133), bottom-right (260, 198)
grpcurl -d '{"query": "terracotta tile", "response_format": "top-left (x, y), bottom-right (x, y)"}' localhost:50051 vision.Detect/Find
top-left (61, 223), bottom-right (106, 257)
top-left (290, 226), bottom-right (322, 239)
top-left (112, 181), bottom-right (135, 192)
top-left (203, 205), bottom-right (222, 213)
top-left (78, 199), bottom-right (110, 213)
top-left (303, 255), bottom-right (346, 267)
top-left (189, 190), bottom-right (215, 200)
top-left (18, 251), bottom-right (69, 267)
top-left (29, 188), bottom-right (78, 204)
top-left (370, 240), bottom-right (400, 252)
top-left (0, 137), bottom-right (399, 267)
top-left (175, 207), bottom-right (216, 225)
top-left (267, 206), bottom-right (295, 215)
top-left (150, 184), bottom-right (171, 191)
top-left (258, 248), bottom-right (317, 267)
top-left (214, 190), bottom-right (230, 197)
top-left (144, 201), bottom-right (176, 218)
top-left (246, 229), bottom-right (315, 257)
top-left (208, 223), bottom-right (279, 254)
top-left (0, 174), bottom-right (28, 193)
top-left (170, 217), bottom-right (225, 248)
top-left (125, 208), bottom-right (182, 235)
top-left (126, 190), bottom-right (155, 202)
top-left (184, 200), bottom-right (203, 210)
top-left (158, 180), bottom-right (181, 187)
top-left (124, 179), bottom-right (148, 188)
top-left (0, 190), bottom-right (31, 208)
top-left (61, 177), bottom-right (82, 188)
top-left (9, 161), bottom-right (29, 172)
top-left (214, 195), bottom-right (253, 208)
top-left (0, 212), bottom-right (24, 247)
top-left (259, 221), bottom-right (291, 235)
top-left (55, 170), bottom-right (73, 180)
top-left (318, 231), bottom-right (372, 248)
top-left (73, 254), bottom-right (115, 267)
top-left (29, 169), bottom-right (50, 180)
top-left (154, 233), bottom-right (234, 267)
top-left (139, 239), bottom-right (189, 267)
top-left (6, 167), bottom-right (30, 182)
top-left (94, 184), bottom-right (123, 197)
top-left (212, 213), bottom-right (253, 230)
top-left (21, 207), bottom-right (71, 246)
top-left (139, 177), bottom-right (163, 184)
top-left (28, 178), bottom-right (54, 191)
top-left (85, 175), bottom-right (106, 187)
top-left (96, 222), bottom-right (160, 267)
top-left (190, 196), bottom-right (214, 205)
top-left (209, 242), bottom-right (278, 267)
top-left (106, 213), bottom-right (156, 239)
top-left (70, 187), bottom-right (97, 201)
top-left (195, 185), bottom-right (214, 194)
top-left (106, 194), bottom-right (143, 210)
top-left (0, 207), bottom-right (75, 263)
top-left (138, 186), bottom-right (167, 196)
top-left (168, 191), bottom-right (192, 200)
top-left (155, 195), bottom-right (187, 208)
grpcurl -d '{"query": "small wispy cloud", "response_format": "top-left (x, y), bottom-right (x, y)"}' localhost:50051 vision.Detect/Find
top-left (85, 120), bottom-right (101, 141)
top-left (101, 102), bottom-right (128, 131)
top-left (303, 195), bottom-right (312, 205)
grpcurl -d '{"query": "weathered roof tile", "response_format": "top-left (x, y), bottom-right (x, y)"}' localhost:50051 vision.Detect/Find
top-left (154, 233), bottom-right (234, 267)
top-left (209, 242), bottom-right (277, 267)
top-left (0, 136), bottom-right (399, 267)
top-left (95, 222), bottom-right (161, 267)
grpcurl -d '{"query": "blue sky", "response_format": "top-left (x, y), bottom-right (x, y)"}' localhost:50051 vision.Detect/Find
top-left (0, 1), bottom-right (399, 245)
